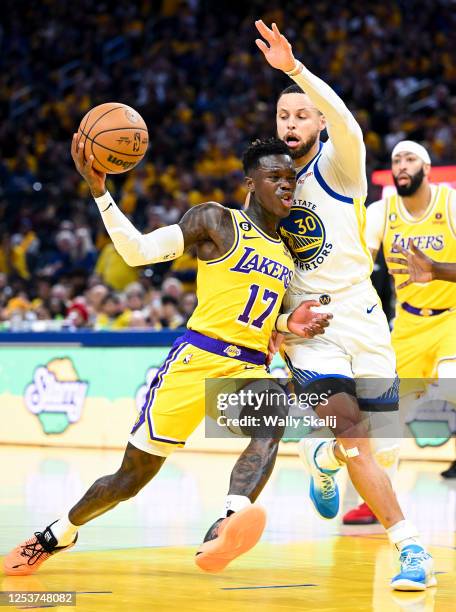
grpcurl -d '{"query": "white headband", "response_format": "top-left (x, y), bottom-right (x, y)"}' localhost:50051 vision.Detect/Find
top-left (391, 140), bottom-right (431, 165)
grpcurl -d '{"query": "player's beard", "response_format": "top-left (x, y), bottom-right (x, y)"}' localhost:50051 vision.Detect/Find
top-left (285, 131), bottom-right (319, 160)
top-left (393, 167), bottom-right (425, 196)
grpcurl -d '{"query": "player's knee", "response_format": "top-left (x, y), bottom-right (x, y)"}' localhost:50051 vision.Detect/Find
top-left (297, 380), bottom-right (363, 438)
top-left (335, 415), bottom-right (369, 440)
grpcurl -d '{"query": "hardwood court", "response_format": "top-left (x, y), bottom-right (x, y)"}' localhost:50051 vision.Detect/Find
top-left (1, 446), bottom-right (455, 611)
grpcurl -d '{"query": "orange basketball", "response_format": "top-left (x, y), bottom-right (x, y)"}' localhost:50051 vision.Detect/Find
top-left (77, 102), bottom-right (149, 174)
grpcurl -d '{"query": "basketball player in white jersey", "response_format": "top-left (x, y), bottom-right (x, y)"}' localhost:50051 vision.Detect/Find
top-left (367, 140), bottom-right (456, 481)
top-left (255, 20), bottom-right (435, 590)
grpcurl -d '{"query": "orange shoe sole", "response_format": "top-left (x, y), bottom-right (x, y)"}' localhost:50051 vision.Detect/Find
top-left (195, 505), bottom-right (266, 573)
top-left (3, 540), bottom-right (76, 576)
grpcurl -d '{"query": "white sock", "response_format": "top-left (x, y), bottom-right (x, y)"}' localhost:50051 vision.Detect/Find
top-left (224, 495), bottom-right (250, 516)
top-left (314, 440), bottom-right (344, 471)
top-left (51, 516), bottom-right (79, 546)
top-left (386, 520), bottom-right (423, 552)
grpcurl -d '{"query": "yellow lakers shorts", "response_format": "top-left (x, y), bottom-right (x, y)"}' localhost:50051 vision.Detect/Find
top-left (392, 308), bottom-right (456, 395)
top-left (129, 330), bottom-right (272, 454)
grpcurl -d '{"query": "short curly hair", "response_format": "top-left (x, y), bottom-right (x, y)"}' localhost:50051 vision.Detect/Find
top-left (242, 137), bottom-right (290, 174)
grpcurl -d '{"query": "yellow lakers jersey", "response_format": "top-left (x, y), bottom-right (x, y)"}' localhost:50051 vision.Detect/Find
top-left (187, 209), bottom-right (294, 354)
top-left (383, 185), bottom-right (456, 310)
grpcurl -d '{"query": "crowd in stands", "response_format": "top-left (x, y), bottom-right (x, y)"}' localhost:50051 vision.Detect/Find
top-left (0, 0), bottom-right (454, 330)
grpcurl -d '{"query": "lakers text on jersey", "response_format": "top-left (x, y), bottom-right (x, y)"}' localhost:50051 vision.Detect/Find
top-left (188, 209), bottom-right (294, 354)
top-left (130, 209), bottom-right (294, 454)
top-left (383, 185), bottom-right (456, 382)
top-left (383, 185), bottom-right (456, 311)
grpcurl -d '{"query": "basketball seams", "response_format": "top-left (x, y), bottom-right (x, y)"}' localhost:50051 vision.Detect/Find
top-left (77, 103), bottom-right (148, 173)
top-left (80, 105), bottom-right (126, 171)
top-left (84, 105), bottom-right (125, 141)
top-left (91, 126), bottom-right (148, 136)
top-left (89, 137), bottom-right (120, 172)
top-left (76, 108), bottom-right (93, 149)
top-left (79, 129), bottom-right (146, 158)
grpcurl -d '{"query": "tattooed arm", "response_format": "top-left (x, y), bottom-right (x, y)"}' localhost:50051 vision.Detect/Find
top-left (178, 202), bottom-right (235, 261)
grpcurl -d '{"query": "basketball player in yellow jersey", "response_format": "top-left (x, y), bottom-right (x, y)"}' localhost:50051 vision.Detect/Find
top-left (366, 140), bottom-right (456, 479)
top-left (4, 136), bottom-right (331, 577)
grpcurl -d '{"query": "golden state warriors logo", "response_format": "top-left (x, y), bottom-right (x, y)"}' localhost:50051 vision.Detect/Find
top-left (279, 207), bottom-right (327, 264)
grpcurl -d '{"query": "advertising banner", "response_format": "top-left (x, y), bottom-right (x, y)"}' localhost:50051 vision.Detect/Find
top-left (0, 345), bottom-right (453, 459)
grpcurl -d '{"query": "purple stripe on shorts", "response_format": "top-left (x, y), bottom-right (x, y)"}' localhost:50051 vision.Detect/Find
top-left (130, 339), bottom-right (187, 440)
top-left (145, 341), bottom-right (189, 445)
top-left (183, 329), bottom-right (266, 365)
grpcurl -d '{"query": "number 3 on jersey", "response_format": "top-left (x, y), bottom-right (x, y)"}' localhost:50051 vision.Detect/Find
top-left (237, 284), bottom-right (279, 329)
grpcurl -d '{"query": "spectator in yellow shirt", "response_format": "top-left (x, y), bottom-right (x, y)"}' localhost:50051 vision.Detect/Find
top-left (95, 243), bottom-right (139, 291)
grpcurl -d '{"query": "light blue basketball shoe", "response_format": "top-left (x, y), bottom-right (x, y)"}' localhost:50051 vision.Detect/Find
top-left (298, 439), bottom-right (340, 519)
top-left (391, 545), bottom-right (436, 591)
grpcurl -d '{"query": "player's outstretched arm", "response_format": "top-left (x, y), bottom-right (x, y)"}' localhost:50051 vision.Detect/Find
top-left (71, 134), bottom-right (230, 266)
top-left (255, 20), bottom-right (366, 189)
top-left (387, 243), bottom-right (456, 289)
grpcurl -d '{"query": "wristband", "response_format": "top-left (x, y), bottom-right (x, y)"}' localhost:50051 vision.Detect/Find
top-left (94, 190), bottom-right (114, 213)
top-left (285, 60), bottom-right (304, 77)
top-left (275, 313), bottom-right (290, 333)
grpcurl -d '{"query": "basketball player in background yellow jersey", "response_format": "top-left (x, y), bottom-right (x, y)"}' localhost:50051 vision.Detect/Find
top-left (366, 140), bottom-right (456, 482)
top-left (4, 137), bottom-right (331, 577)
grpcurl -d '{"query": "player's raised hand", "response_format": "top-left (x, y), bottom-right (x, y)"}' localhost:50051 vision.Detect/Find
top-left (255, 20), bottom-right (296, 73)
top-left (288, 300), bottom-right (332, 339)
top-left (386, 243), bottom-right (434, 289)
top-left (71, 133), bottom-right (107, 198)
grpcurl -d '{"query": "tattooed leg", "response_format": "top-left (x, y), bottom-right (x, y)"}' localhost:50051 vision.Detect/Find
top-left (202, 380), bottom-right (287, 543)
top-left (228, 438), bottom-right (279, 501)
top-left (227, 380), bottom-right (286, 500)
top-left (202, 438), bottom-right (279, 542)
top-left (69, 442), bottom-right (166, 525)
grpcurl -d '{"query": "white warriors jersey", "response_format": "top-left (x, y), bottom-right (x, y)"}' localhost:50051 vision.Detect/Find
top-left (279, 141), bottom-right (373, 294)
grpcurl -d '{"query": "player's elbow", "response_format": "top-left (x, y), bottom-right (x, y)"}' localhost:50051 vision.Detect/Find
top-left (115, 247), bottom-right (145, 267)
top-left (111, 234), bottom-right (151, 267)
top-left (340, 112), bottom-right (365, 149)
